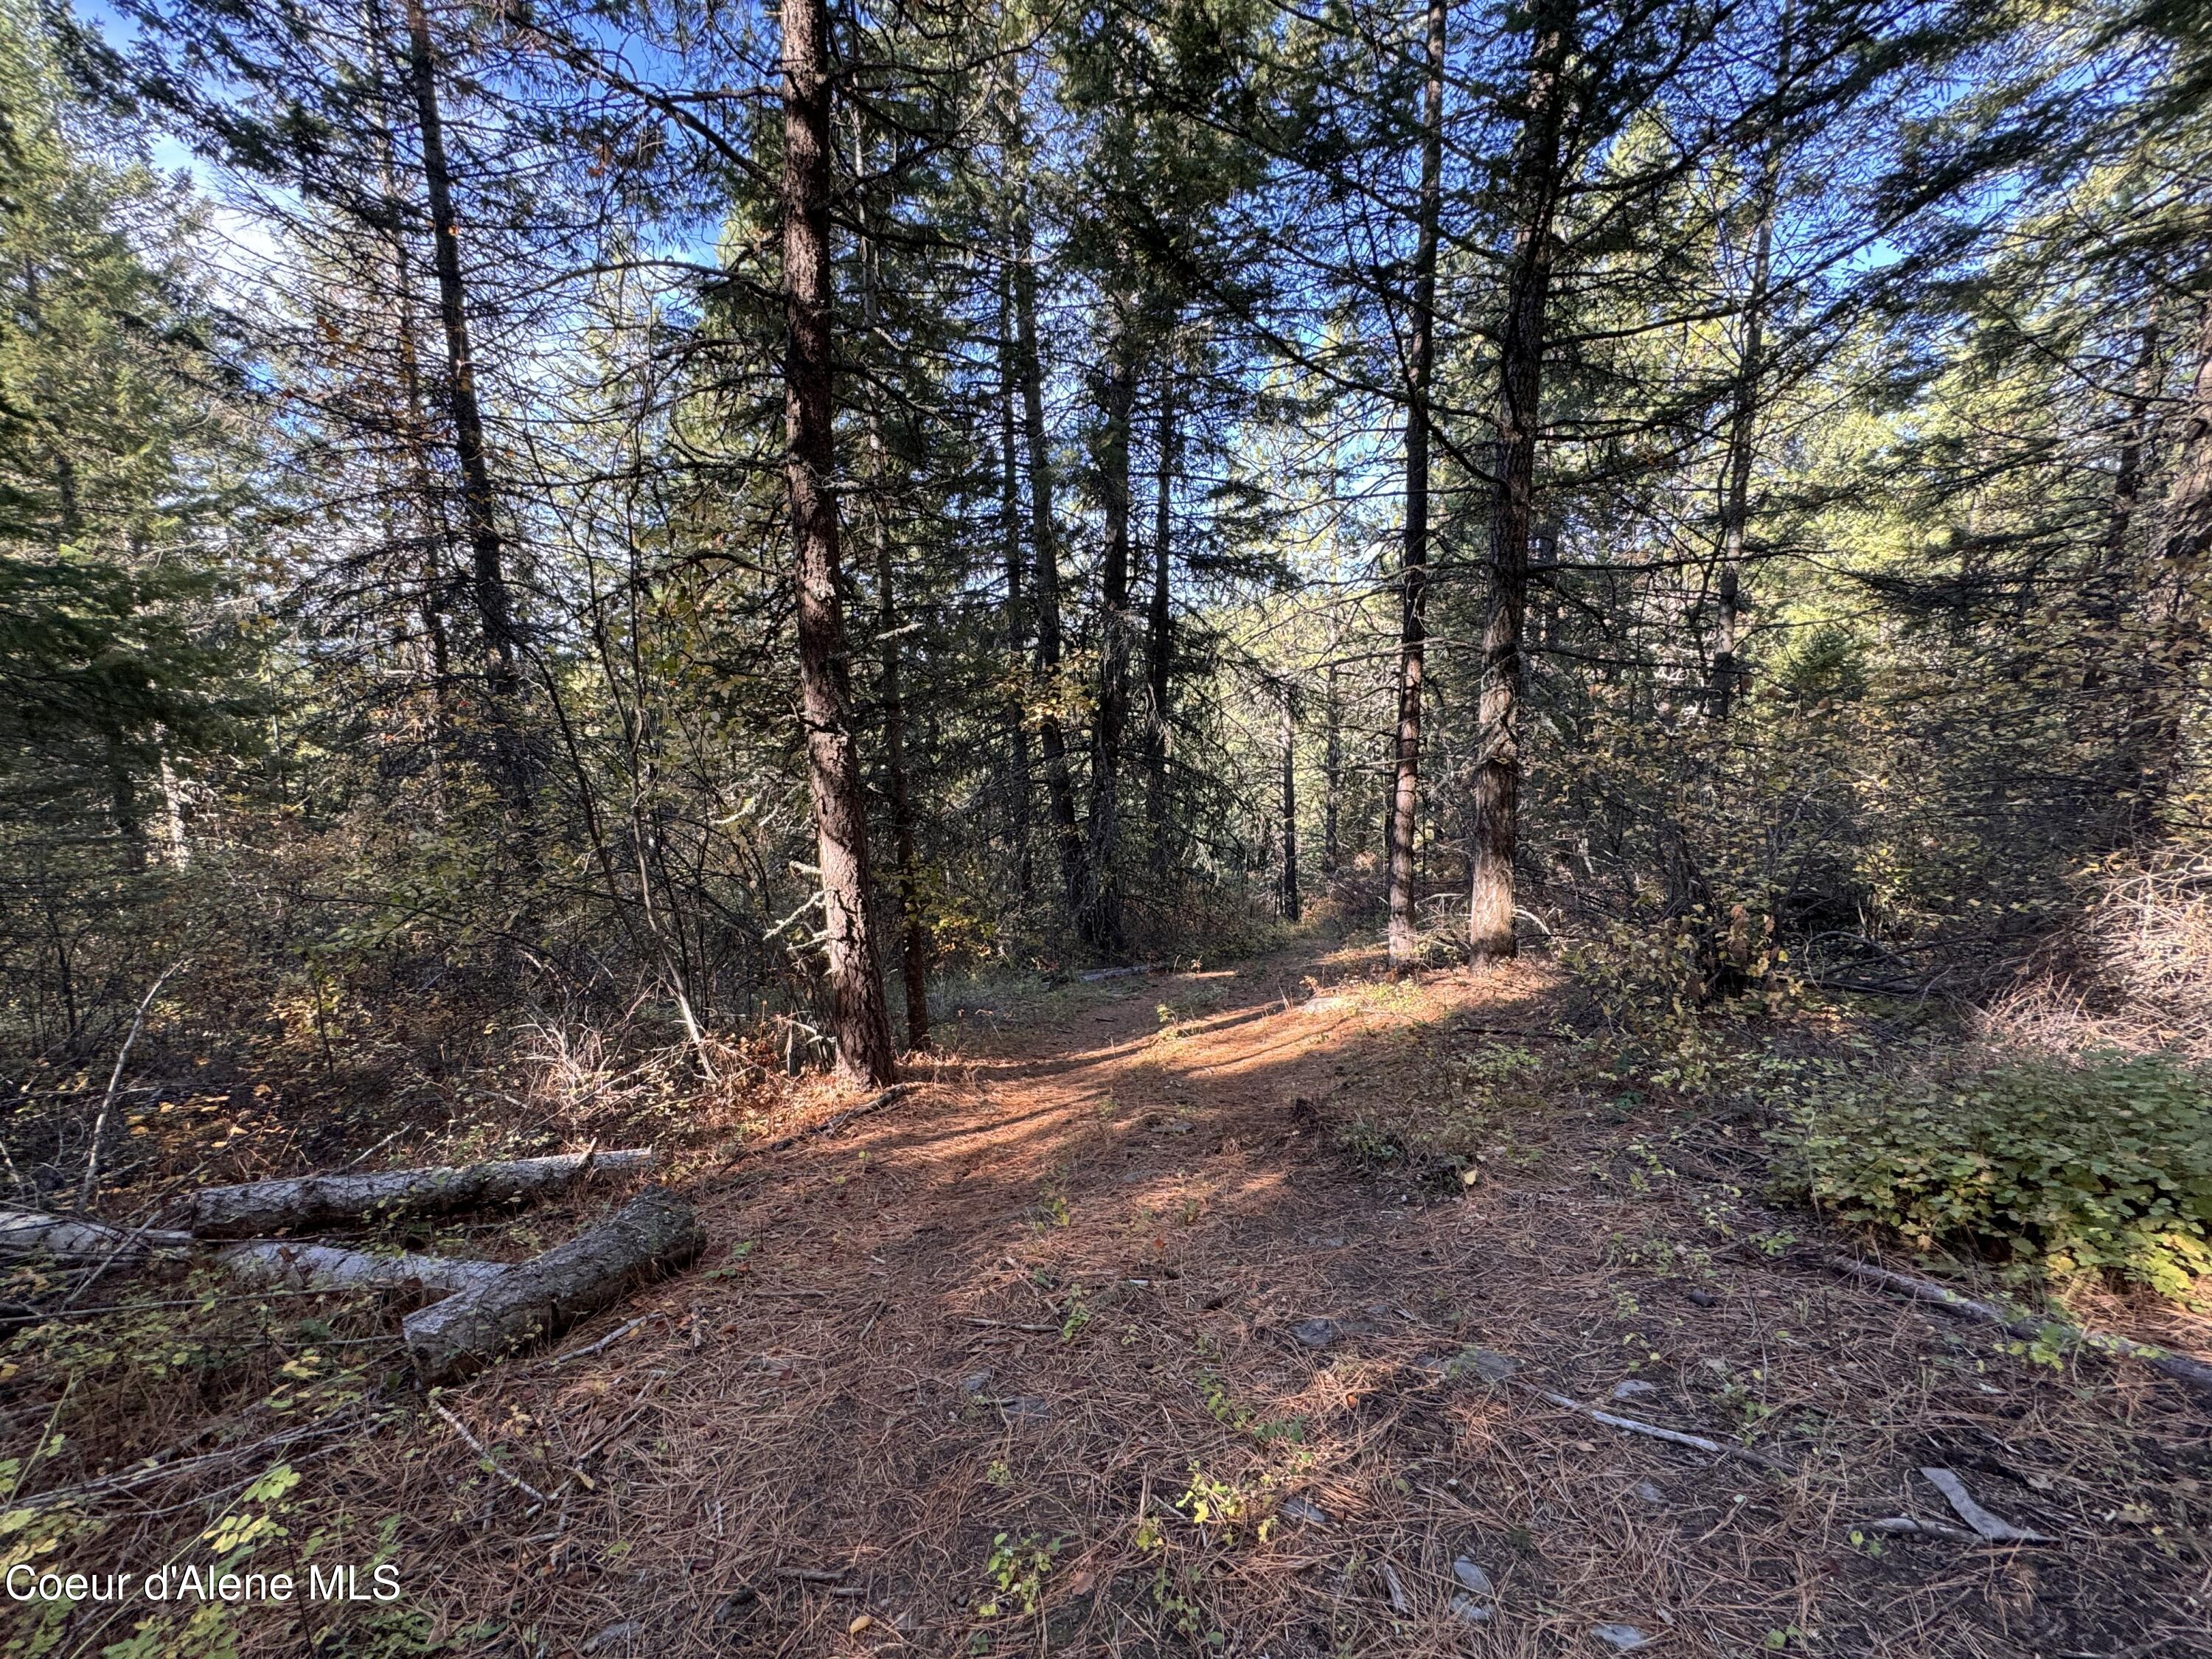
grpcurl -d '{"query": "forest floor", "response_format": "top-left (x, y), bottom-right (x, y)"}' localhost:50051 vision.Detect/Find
top-left (21, 939), bottom-right (2212, 1658)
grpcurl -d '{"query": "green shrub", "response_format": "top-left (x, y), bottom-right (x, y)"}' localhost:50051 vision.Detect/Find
top-left (1562, 910), bottom-right (1792, 1098)
top-left (1772, 1054), bottom-right (2212, 1301)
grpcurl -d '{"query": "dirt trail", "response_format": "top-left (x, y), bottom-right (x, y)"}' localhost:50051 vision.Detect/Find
top-left (405, 945), bottom-right (2208, 1659)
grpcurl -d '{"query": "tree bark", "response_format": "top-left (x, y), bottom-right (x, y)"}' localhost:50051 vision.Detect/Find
top-left (858, 194), bottom-right (931, 1054)
top-left (186, 1150), bottom-right (655, 1238)
top-left (1387, 0), bottom-right (1445, 974)
top-left (851, 119), bottom-right (927, 1044)
top-left (0, 1211), bottom-right (192, 1259)
top-left (1145, 352), bottom-right (1178, 886)
top-left (1081, 334), bottom-right (1136, 953)
top-left (782, 0), bottom-right (895, 1085)
top-left (998, 262), bottom-right (1034, 899)
top-left (220, 1241), bottom-right (504, 1295)
top-left (403, 0), bottom-right (529, 814)
top-left (1322, 645), bottom-right (1342, 878)
top-left (1279, 683), bottom-right (1301, 921)
top-left (403, 1186), bottom-right (703, 1382)
top-left (1013, 201), bottom-right (1087, 917)
top-left (1469, 0), bottom-right (1575, 961)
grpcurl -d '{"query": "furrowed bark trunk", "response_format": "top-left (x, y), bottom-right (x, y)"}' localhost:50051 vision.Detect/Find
top-left (403, 0), bottom-right (529, 815)
top-left (782, 0), bottom-right (895, 1085)
top-left (0, 1211), bottom-right (192, 1259)
top-left (220, 1241), bottom-right (504, 1295)
top-left (1145, 355), bottom-right (1178, 886)
top-left (999, 264), bottom-right (1034, 899)
top-left (1387, 0), bottom-right (1444, 975)
top-left (1082, 344), bottom-right (1137, 953)
top-left (1469, 0), bottom-right (1573, 962)
top-left (1014, 203), bottom-right (1086, 917)
top-left (403, 1186), bottom-right (703, 1382)
top-left (187, 1150), bottom-right (655, 1238)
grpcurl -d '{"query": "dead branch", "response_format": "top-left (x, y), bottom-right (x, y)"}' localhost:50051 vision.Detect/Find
top-left (1825, 1256), bottom-right (2212, 1399)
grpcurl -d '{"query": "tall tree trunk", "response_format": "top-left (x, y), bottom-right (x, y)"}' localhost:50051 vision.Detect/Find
top-left (2126, 296), bottom-right (2212, 837)
top-left (2104, 313), bottom-right (2163, 571)
top-left (1013, 201), bottom-right (1086, 916)
top-left (403, 0), bottom-right (529, 815)
top-left (1082, 338), bottom-right (1136, 953)
top-left (1468, 0), bottom-right (1575, 961)
top-left (156, 737), bottom-right (189, 868)
top-left (368, 0), bottom-right (452, 810)
top-left (780, 0), bottom-right (894, 1085)
top-left (1322, 642), bottom-right (1342, 877)
top-left (2085, 309), bottom-right (2162, 697)
top-left (998, 263), bottom-right (1034, 899)
top-left (1279, 684), bottom-right (1300, 922)
top-left (1387, 0), bottom-right (1444, 974)
top-left (1145, 350), bottom-right (1177, 886)
top-left (858, 184), bottom-right (930, 1054)
top-left (1708, 37), bottom-right (1785, 720)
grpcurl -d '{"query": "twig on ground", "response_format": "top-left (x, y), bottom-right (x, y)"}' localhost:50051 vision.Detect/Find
top-left (1824, 1256), bottom-right (2212, 1399)
top-left (543, 1313), bottom-right (657, 1370)
top-left (339, 1129), bottom-right (407, 1172)
top-left (1865, 1516), bottom-right (1982, 1544)
top-left (1537, 1391), bottom-right (1793, 1472)
top-left (429, 1396), bottom-right (552, 1506)
top-left (15, 1411), bottom-right (364, 1510)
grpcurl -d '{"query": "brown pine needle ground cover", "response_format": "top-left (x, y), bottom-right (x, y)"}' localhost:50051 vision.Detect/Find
top-left (7, 944), bottom-right (2211, 1658)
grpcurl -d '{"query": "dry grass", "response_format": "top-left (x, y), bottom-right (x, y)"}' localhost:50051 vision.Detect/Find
top-left (1986, 852), bottom-right (2212, 1062)
top-left (5, 943), bottom-right (2209, 1658)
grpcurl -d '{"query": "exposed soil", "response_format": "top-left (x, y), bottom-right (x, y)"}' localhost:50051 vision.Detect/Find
top-left (18, 943), bottom-right (2212, 1657)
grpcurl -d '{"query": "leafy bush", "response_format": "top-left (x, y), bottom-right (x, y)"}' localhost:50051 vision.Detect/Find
top-left (1562, 909), bottom-right (1792, 1097)
top-left (1772, 1054), bottom-right (2212, 1301)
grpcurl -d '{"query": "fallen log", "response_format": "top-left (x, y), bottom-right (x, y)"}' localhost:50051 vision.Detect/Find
top-left (1825, 1256), bottom-right (2212, 1400)
top-left (187, 1150), bottom-right (655, 1238)
top-left (403, 1186), bottom-right (703, 1382)
top-left (219, 1241), bottom-right (506, 1295)
top-left (0, 1210), bottom-right (193, 1259)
